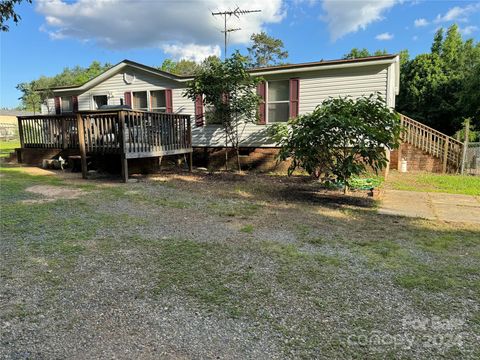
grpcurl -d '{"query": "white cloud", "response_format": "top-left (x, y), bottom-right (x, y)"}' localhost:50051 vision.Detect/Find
top-left (414, 18), bottom-right (428, 27)
top-left (321, 0), bottom-right (397, 41)
top-left (36, 0), bottom-right (286, 60)
top-left (434, 3), bottom-right (480, 23)
top-left (375, 32), bottom-right (394, 40)
top-left (460, 25), bottom-right (479, 36)
top-left (162, 44), bottom-right (221, 62)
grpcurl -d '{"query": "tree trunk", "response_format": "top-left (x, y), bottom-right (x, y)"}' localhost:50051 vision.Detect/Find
top-left (235, 114), bottom-right (241, 171)
top-left (224, 126), bottom-right (229, 171)
top-left (236, 147), bottom-right (242, 171)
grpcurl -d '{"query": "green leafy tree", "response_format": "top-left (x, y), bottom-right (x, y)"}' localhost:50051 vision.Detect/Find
top-left (460, 60), bottom-right (480, 128)
top-left (159, 57), bottom-right (222, 76)
top-left (0, 0), bottom-right (31, 31)
top-left (397, 53), bottom-right (448, 128)
top-left (343, 48), bottom-right (388, 59)
top-left (397, 23), bottom-right (480, 134)
top-left (431, 28), bottom-right (443, 54)
top-left (159, 59), bottom-right (201, 76)
top-left (184, 52), bottom-right (261, 170)
top-left (17, 61), bottom-right (112, 112)
top-left (16, 82), bottom-right (41, 113)
top-left (441, 24), bottom-right (464, 69)
top-left (271, 95), bottom-right (402, 193)
top-left (247, 32), bottom-right (288, 68)
top-left (159, 59), bottom-right (177, 73)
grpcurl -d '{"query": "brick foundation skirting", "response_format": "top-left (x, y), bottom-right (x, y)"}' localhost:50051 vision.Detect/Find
top-left (193, 147), bottom-right (390, 177)
top-left (193, 147), bottom-right (291, 172)
top-left (390, 143), bottom-right (443, 173)
top-left (18, 145), bottom-right (442, 176)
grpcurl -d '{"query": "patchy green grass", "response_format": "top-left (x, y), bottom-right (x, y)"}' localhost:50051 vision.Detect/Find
top-left (1, 164), bottom-right (479, 358)
top-left (387, 171), bottom-right (480, 196)
top-left (0, 139), bottom-right (20, 158)
top-left (208, 199), bottom-right (262, 217)
top-left (240, 224), bottom-right (254, 233)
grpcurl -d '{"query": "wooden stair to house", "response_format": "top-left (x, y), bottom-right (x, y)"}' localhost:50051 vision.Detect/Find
top-left (392, 114), bottom-right (464, 173)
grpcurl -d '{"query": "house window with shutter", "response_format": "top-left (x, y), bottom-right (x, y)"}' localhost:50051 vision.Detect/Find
top-left (150, 90), bottom-right (166, 112)
top-left (267, 80), bottom-right (289, 123)
top-left (132, 91), bottom-right (148, 110)
top-left (61, 96), bottom-right (73, 113)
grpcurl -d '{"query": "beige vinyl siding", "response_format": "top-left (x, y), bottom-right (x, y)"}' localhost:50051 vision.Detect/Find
top-left (191, 123), bottom-right (275, 147)
top-left (298, 64), bottom-right (389, 114)
top-left (76, 68), bottom-right (184, 110)
top-left (172, 88), bottom-right (194, 114)
top-left (191, 63), bottom-right (390, 147)
top-left (78, 93), bottom-right (91, 110)
top-left (43, 61), bottom-right (394, 148)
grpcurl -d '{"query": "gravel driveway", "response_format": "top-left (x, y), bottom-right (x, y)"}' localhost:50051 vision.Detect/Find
top-left (1, 167), bottom-right (479, 359)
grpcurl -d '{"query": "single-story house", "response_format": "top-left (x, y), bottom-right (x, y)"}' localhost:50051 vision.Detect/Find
top-left (40, 54), bottom-right (400, 169)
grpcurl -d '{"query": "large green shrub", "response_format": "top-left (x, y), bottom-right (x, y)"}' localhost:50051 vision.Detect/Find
top-left (271, 95), bottom-right (402, 192)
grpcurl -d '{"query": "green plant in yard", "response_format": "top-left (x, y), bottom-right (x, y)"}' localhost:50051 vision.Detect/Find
top-left (184, 52), bottom-right (261, 171)
top-left (271, 95), bottom-right (402, 193)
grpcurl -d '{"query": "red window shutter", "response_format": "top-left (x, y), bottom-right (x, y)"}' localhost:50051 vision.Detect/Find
top-left (257, 82), bottom-right (266, 124)
top-left (72, 95), bottom-right (78, 112)
top-left (54, 96), bottom-right (61, 115)
top-left (165, 89), bottom-right (173, 113)
top-left (289, 78), bottom-right (299, 118)
top-left (194, 94), bottom-right (204, 127)
top-left (124, 92), bottom-right (132, 107)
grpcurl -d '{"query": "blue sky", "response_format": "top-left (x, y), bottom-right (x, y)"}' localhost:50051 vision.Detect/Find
top-left (1, 0), bottom-right (479, 108)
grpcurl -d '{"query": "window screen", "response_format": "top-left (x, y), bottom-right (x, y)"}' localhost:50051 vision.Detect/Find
top-left (267, 81), bottom-right (289, 122)
top-left (61, 96), bottom-right (72, 113)
top-left (150, 90), bottom-right (166, 112)
top-left (133, 91), bottom-right (148, 110)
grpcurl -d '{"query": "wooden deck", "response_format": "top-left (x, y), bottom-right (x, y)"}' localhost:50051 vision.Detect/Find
top-left (17, 110), bottom-right (193, 181)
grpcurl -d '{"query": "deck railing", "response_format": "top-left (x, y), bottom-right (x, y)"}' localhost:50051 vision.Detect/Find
top-left (17, 115), bottom-right (78, 149)
top-left (18, 110), bottom-right (192, 181)
top-left (399, 114), bottom-right (464, 173)
top-left (123, 111), bottom-right (191, 157)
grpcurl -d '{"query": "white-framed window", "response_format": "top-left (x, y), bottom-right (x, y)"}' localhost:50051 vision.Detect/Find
top-left (132, 91), bottom-right (148, 111)
top-left (267, 80), bottom-right (289, 123)
top-left (93, 95), bottom-right (108, 109)
top-left (61, 96), bottom-right (73, 113)
top-left (150, 90), bottom-right (166, 112)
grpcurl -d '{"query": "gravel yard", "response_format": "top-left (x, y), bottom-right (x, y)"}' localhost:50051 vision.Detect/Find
top-left (1, 165), bottom-right (479, 359)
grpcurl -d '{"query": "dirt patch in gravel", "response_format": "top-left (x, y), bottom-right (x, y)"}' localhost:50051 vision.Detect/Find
top-left (22, 185), bottom-right (85, 204)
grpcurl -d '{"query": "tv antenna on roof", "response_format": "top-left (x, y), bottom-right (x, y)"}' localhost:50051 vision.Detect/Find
top-left (212, 7), bottom-right (261, 59)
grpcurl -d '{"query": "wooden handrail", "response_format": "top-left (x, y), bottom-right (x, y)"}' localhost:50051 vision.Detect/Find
top-left (399, 114), bottom-right (463, 146)
top-left (398, 113), bottom-right (464, 173)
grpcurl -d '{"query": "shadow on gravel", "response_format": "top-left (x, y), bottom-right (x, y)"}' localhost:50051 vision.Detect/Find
top-left (274, 187), bottom-right (375, 208)
top-left (155, 170), bottom-right (376, 209)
